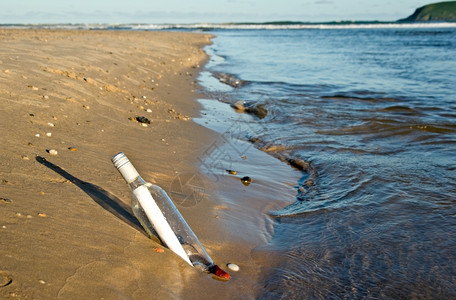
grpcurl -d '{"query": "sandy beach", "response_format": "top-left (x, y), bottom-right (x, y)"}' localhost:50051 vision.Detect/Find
top-left (0, 29), bottom-right (302, 299)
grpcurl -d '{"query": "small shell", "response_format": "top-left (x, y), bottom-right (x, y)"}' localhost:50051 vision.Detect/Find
top-left (68, 147), bottom-right (77, 151)
top-left (227, 263), bottom-right (240, 272)
top-left (46, 132), bottom-right (52, 137)
top-left (48, 149), bottom-right (58, 156)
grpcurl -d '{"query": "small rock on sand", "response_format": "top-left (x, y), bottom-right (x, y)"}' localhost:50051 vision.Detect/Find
top-left (227, 263), bottom-right (240, 272)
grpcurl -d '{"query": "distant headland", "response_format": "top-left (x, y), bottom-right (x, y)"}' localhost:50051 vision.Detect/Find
top-left (398, 1), bottom-right (456, 22)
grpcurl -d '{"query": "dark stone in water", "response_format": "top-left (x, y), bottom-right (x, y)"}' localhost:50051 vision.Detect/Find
top-left (246, 104), bottom-right (268, 119)
top-left (135, 116), bottom-right (151, 124)
top-left (213, 72), bottom-right (244, 88)
top-left (241, 176), bottom-right (252, 186)
top-left (232, 101), bottom-right (268, 119)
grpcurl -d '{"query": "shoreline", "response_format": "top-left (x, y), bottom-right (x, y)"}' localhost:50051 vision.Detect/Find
top-left (0, 28), bottom-right (304, 299)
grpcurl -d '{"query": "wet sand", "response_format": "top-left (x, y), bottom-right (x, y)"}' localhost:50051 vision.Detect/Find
top-left (0, 29), bottom-right (301, 299)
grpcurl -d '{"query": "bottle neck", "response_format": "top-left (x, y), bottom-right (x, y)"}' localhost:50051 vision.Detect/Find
top-left (112, 152), bottom-right (143, 184)
top-left (128, 176), bottom-right (146, 190)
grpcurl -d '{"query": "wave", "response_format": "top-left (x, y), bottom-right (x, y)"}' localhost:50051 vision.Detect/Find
top-left (2, 22), bottom-right (456, 31)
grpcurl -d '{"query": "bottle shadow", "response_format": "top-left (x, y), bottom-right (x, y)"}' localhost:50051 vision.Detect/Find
top-left (36, 156), bottom-right (146, 236)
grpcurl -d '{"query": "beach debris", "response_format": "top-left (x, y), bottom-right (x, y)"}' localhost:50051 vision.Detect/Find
top-left (226, 170), bottom-right (237, 175)
top-left (134, 116), bottom-right (151, 124)
top-left (47, 149), bottom-right (58, 156)
top-left (21, 155), bottom-right (29, 160)
top-left (167, 108), bottom-right (190, 121)
top-left (0, 271), bottom-right (12, 287)
top-left (154, 247), bottom-right (164, 253)
top-left (240, 176), bottom-right (252, 186)
top-left (68, 147), bottom-right (78, 151)
top-left (227, 263), bottom-right (240, 272)
top-left (208, 265), bottom-right (231, 280)
top-left (0, 197), bottom-right (12, 204)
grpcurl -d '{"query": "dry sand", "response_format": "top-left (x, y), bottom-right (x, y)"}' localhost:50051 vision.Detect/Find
top-left (0, 29), bottom-right (301, 299)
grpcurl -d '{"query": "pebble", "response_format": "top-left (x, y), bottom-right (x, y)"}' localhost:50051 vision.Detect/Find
top-left (38, 213), bottom-right (47, 217)
top-left (227, 263), bottom-right (240, 272)
top-left (35, 133), bottom-right (40, 137)
top-left (241, 176), bottom-right (252, 186)
top-left (0, 197), bottom-right (12, 204)
top-left (46, 132), bottom-right (52, 137)
top-left (21, 155), bottom-right (29, 160)
top-left (48, 122), bottom-right (55, 127)
top-left (226, 170), bottom-right (237, 175)
top-left (146, 108), bottom-right (152, 113)
top-left (48, 149), bottom-right (58, 156)
top-left (68, 147), bottom-right (77, 151)
top-left (135, 116), bottom-right (150, 124)
top-left (154, 247), bottom-right (164, 253)
top-left (232, 100), bottom-right (246, 112)
top-left (43, 95), bottom-right (49, 100)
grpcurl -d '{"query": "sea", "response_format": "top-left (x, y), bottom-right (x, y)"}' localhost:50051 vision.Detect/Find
top-left (4, 22), bottom-right (455, 298)
top-left (195, 23), bottom-right (456, 299)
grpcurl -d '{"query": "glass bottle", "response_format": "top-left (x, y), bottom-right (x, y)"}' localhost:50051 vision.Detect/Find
top-left (111, 152), bottom-right (229, 279)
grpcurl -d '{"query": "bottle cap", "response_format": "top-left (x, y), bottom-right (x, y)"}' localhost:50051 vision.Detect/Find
top-left (111, 152), bottom-right (140, 183)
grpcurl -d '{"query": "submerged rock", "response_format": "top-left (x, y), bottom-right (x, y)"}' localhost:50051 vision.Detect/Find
top-left (246, 104), bottom-right (268, 119)
top-left (213, 72), bottom-right (244, 88)
top-left (231, 101), bottom-right (268, 119)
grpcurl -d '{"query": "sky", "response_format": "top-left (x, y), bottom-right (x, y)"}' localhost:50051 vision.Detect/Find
top-left (0, 0), bottom-right (437, 24)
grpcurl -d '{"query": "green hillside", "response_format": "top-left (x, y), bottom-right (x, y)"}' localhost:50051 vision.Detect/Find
top-left (398, 1), bottom-right (456, 22)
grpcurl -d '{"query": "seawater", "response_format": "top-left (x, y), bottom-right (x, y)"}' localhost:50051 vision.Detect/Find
top-left (200, 26), bottom-right (456, 299)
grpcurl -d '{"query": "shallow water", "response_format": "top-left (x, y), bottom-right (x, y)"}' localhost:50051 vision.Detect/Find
top-left (200, 26), bottom-right (456, 298)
